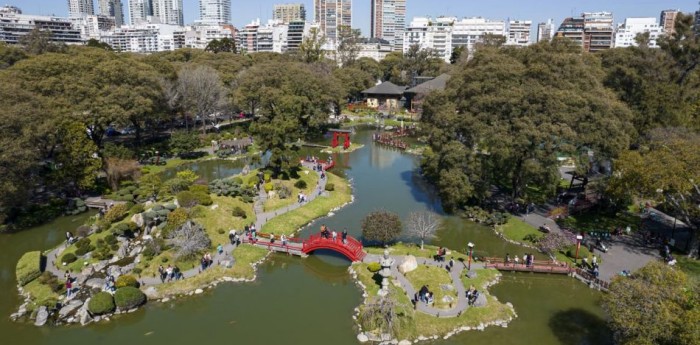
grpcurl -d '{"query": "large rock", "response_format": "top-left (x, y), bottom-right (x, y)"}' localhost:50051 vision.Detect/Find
top-left (144, 287), bottom-right (159, 299)
top-left (130, 213), bottom-right (144, 228)
top-left (117, 244), bottom-right (129, 259)
top-left (120, 263), bottom-right (136, 275)
top-left (85, 278), bottom-right (105, 289)
top-left (79, 298), bottom-right (92, 325)
top-left (473, 294), bottom-right (487, 307)
top-left (128, 246), bottom-right (142, 257)
top-left (398, 255), bottom-right (418, 274)
top-left (34, 306), bottom-right (48, 326)
top-left (357, 333), bottom-right (369, 343)
top-left (58, 300), bottom-right (83, 318)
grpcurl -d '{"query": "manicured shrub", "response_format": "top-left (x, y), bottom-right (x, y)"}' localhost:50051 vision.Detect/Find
top-left (264, 182), bottom-right (274, 192)
top-left (115, 274), bottom-right (139, 288)
top-left (129, 204), bottom-right (144, 215)
top-left (74, 244), bottom-right (95, 256)
top-left (294, 180), bottom-right (307, 189)
top-left (232, 206), bottom-right (247, 219)
top-left (264, 173), bottom-right (271, 183)
top-left (114, 286), bottom-right (147, 310)
top-left (217, 228), bottom-right (225, 234)
top-left (132, 268), bottom-right (143, 275)
top-left (232, 177), bottom-right (243, 185)
top-left (61, 253), bottom-right (77, 264)
top-left (104, 234), bottom-right (117, 245)
top-left (367, 262), bottom-right (381, 273)
top-left (104, 203), bottom-right (129, 223)
top-left (565, 245), bottom-right (591, 259)
top-left (195, 192), bottom-right (213, 206)
top-left (275, 183), bottom-right (291, 199)
top-left (113, 256), bottom-right (135, 267)
top-left (75, 237), bottom-right (91, 249)
top-left (88, 292), bottom-right (115, 315)
top-left (189, 184), bottom-right (210, 195)
top-left (16, 251), bottom-right (43, 286)
top-left (76, 225), bottom-right (91, 237)
top-left (325, 183), bottom-right (335, 191)
top-left (177, 191), bottom-right (199, 208)
top-left (112, 222), bottom-right (138, 237)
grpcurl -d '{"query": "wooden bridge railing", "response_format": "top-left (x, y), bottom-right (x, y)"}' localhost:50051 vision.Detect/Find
top-left (482, 257), bottom-right (572, 274)
top-left (574, 268), bottom-right (610, 290)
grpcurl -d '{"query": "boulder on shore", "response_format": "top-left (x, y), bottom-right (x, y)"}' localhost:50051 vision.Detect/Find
top-left (398, 255), bottom-right (418, 274)
top-left (34, 306), bottom-right (48, 326)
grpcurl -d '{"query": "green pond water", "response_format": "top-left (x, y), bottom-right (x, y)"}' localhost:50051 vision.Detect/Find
top-left (0, 130), bottom-right (612, 345)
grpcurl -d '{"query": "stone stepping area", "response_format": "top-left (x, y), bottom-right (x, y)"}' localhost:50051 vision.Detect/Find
top-left (362, 253), bottom-right (487, 318)
top-left (44, 161), bottom-right (329, 288)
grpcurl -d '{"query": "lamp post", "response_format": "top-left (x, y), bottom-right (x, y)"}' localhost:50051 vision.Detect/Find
top-left (467, 242), bottom-right (475, 271)
top-left (575, 235), bottom-right (583, 265)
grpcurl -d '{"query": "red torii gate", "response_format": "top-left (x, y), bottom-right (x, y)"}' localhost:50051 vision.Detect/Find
top-left (330, 129), bottom-right (352, 149)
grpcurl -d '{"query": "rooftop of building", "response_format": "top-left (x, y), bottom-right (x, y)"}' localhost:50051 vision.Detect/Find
top-left (362, 81), bottom-right (407, 96)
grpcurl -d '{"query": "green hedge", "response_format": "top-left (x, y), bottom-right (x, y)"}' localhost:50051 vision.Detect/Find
top-left (88, 292), bottom-right (115, 315)
top-left (294, 180), bottom-right (307, 189)
top-left (367, 262), bottom-right (381, 273)
top-left (325, 183), bottom-right (335, 191)
top-left (564, 245), bottom-right (591, 259)
top-left (114, 287), bottom-right (146, 310)
top-left (115, 275), bottom-right (139, 288)
top-left (16, 251), bottom-right (43, 286)
top-left (104, 203), bottom-right (129, 223)
top-left (61, 252), bottom-right (77, 264)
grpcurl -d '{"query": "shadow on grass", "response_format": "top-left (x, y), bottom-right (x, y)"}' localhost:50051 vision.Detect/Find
top-left (548, 308), bottom-right (613, 345)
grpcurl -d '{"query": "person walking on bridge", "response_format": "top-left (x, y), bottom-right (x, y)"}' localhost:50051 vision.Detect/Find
top-left (332, 230), bottom-right (337, 242)
top-left (342, 229), bottom-right (348, 244)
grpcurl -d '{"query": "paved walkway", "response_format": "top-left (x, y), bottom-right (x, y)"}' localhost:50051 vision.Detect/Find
top-left (363, 253), bottom-right (486, 318)
top-left (45, 161), bottom-right (330, 288)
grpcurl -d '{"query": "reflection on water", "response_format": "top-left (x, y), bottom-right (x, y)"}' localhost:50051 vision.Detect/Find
top-left (0, 130), bottom-right (611, 345)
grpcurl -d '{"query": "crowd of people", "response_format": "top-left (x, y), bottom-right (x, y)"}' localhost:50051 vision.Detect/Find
top-left (504, 253), bottom-right (536, 267)
top-left (319, 224), bottom-right (348, 244)
top-left (466, 286), bottom-right (480, 306)
top-left (200, 253), bottom-right (213, 271)
top-left (158, 264), bottom-right (183, 282)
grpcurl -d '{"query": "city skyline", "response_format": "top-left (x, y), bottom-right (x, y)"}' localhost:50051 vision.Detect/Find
top-left (5, 0), bottom-right (699, 35)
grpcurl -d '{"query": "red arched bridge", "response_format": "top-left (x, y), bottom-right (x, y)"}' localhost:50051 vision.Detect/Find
top-left (242, 232), bottom-right (366, 262)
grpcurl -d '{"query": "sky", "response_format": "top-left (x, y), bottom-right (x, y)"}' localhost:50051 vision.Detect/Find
top-left (5, 0), bottom-right (700, 35)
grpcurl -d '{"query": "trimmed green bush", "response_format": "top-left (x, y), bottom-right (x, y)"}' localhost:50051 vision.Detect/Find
top-left (367, 262), bottom-right (381, 273)
top-left (294, 180), bottom-right (307, 189)
top-left (129, 204), bottom-right (144, 215)
top-left (88, 292), bottom-right (115, 315)
top-left (16, 251), bottom-right (43, 286)
top-left (325, 183), bottom-right (335, 191)
top-left (104, 203), bottom-right (129, 223)
top-left (264, 182), bottom-right (274, 192)
top-left (176, 191), bottom-right (199, 208)
top-left (104, 234), bottom-right (117, 245)
top-left (565, 245), bottom-right (591, 259)
top-left (189, 184), bottom-right (210, 195)
top-left (114, 286), bottom-right (146, 310)
top-left (74, 245), bottom-right (95, 256)
top-left (115, 274), bottom-right (139, 288)
top-left (232, 206), bottom-right (247, 218)
top-left (264, 173), bottom-right (271, 182)
top-left (195, 192), bottom-right (213, 206)
top-left (61, 253), bottom-right (77, 264)
top-left (232, 177), bottom-right (243, 185)
top-left (112, 222), bottom-right (138, 237)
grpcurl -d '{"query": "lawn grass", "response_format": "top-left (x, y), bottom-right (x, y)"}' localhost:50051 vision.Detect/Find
top-left (263, 168), bottom-right (319, 212)
top-left (677, 256), bottom-right (700, 286)
top-left (23, 279), bottom-right (61, 311)
top-left (136, 252), bottom-right (200, 279)
top-left (193, 195), bottom-right (256, 248)
top-left (365, 243), bottom-right (470, 262)
top-left (558, 211), bottom-right (640, 234)
top-left (230, 244), bottom-right (268, 279)
top-left (262, 172), bottom-right (351, 235)
top-left (498, 218), bottom-right (541, 244)
top-left (405, 265), bottom-right (457, 310)
top-left (54, 228), bottom-right (116, 271)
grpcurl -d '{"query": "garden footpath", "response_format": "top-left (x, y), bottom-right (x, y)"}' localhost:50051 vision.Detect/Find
top-left (43, 160), bottom-right (330, 289)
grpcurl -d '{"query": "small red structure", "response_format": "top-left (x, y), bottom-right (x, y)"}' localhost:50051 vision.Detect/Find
top-left (302, 232), bottom-right (366, 262)
top-left (330, 129), bottom-right (352, 149)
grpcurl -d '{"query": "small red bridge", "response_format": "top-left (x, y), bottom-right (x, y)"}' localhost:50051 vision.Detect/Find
top-left (304, 159), bottom-right (335, 171)
top-left (242, 232), bottom-right (366, 262)
top-left (483, 257), bottom-right (573, 274)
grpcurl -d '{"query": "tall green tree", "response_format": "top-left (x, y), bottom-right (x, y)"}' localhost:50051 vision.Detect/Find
top-left (603, 261), bottom-right (699, 345)
top-left (299, 27), bottom-right (326, 64)
top-left (335, 25), bottom-right (362, 66)
top-left (19, 28), bottom-right (66, 55)
top-left (421, 40), bottom-right (633, 211)
top-left (51, 122), bottom-right (102, 191)
top-left (205, 38), bottom-right (237, 54)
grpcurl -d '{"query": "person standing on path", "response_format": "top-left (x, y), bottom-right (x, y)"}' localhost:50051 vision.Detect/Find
top-left (217, 243), bottom-right (223, 256)
top-left (342, 229), bottom-right (348, 244)
top-left (332, 230), bottom-right (337, 242)
top-left (65, 279), bottom-right (72, 298)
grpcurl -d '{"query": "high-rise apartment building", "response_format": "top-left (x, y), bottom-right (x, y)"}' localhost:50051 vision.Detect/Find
top-left (98, 0), bottom-right (125, 27)
top-left (129, 0), bottom-right (153, 24)
top-left (68, 0), bottom-right (94, 17)
top-left (153, 0), bottom-right (184, 26)
top-left (507, 20), bottom-right (531, 46)
top-left (370, 0), bottom-right (406, 51)
top-left (660, 10), bottom-right (679, 35)
top-left (451, 17), bottom-right (506, 52)
top-left (556, 12), bottom-right (613, 52)
top-left (0, 12), bottom-right (82, 44)
top-left (199, 0), bottom-right (231, 24)
top-left (614, 17), bottom-right (663, 48)
top-left (314, 0), bottom-right (351, 43)
top-left (537, 19), bottom-right (554, 42)
top-left (273, 4), bottom-right (306, 24)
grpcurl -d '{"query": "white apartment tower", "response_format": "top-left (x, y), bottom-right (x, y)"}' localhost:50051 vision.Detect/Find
top-left (614, 17), bottom-right (663, 48)
top-left (68, 0), bottom-right (94, 17)
top-left (199, 0), bottom-right (231, 24)
top-left (98, 0), bottom-right (125, 27)
top-left (273, 4), bottom-right (306, 24)
top-left (507, 20), bottom-right (531, 46)
top-left (129, 0), bottom-right (152, 24)
top-left (314, 0), bottom-right (352, 43)
top-left (451, 17), bottom-right (506, 52)
top-left (153, 0), bottom-right (184, 26)
top-left (537, 19), bottom-right (555, 42)
top-left (370, 0), bottom-right (406, 51)
top-left (660, 10), bottom-right (679, 35)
